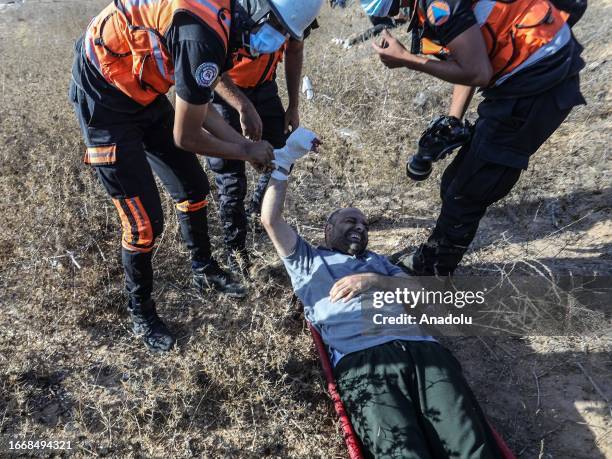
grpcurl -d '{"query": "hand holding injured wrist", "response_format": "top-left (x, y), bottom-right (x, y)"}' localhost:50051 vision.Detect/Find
top-left (272, 127), bottom-right (320, 181)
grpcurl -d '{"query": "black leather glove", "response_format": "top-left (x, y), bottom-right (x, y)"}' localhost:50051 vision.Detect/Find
top-left (417, 115), bottom-right (472, 162)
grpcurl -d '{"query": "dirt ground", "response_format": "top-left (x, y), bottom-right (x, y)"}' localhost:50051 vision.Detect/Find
top-left (0, 0), bottom-right (610, 458)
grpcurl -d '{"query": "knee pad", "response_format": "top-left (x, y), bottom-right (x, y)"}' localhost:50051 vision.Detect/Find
top-left (112, 197), bottom-right (161, 253)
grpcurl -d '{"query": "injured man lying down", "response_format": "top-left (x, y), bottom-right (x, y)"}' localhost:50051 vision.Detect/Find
top-left (261, 127), bottom-right (503, 459)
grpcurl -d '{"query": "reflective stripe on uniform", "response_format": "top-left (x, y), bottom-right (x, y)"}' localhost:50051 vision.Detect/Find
top-left (123, 0), bottom-right (160, 9)
top-left (148, 31), bottom-right (172, 81)
top-left (495, 23), bottom-right (571, 86)
top-left (176, 199), bottom-right (208, 212)
top-left (113, 197), bottom-right (155, 253)
top-left (84, 145), bottom-right (117, 165)
top-left (473, 0), bottom-right (496, 24)
top-left (84, 29), bottom-right (103, 76)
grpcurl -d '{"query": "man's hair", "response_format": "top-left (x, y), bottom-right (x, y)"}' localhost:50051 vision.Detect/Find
top-left (326, 208), bottom-right (343, 226)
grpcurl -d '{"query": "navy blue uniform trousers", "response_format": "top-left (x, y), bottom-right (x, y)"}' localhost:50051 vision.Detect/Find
top-left (70, 81), bottom-right (213, 303)
top-left (421, 75), bottom-right (585, 274)
top-left (208, 80), bottom-right (288, 253)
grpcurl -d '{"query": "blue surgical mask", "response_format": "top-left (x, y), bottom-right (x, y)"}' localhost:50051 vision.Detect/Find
top-left (249, 23), bottom-right (287, 56)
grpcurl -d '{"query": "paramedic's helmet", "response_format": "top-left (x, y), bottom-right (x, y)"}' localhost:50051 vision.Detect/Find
top-left (268, 0), bottom-right (324, 40)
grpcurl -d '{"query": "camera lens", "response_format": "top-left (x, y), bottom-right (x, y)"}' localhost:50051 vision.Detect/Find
top-left (406, 154), bottom-right (432, 181)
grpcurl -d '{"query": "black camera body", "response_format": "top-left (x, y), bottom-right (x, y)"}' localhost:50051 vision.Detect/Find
top-left (406, 116), bottom-right (472, 181)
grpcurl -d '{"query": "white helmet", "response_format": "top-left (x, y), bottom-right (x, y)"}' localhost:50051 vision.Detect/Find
top-left (268, 0), bottom-right (324, 40)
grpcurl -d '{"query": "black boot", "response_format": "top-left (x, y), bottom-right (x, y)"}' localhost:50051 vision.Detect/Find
top-left (394, 244), bottom-right (436, 276)
top-left (394, 238), bottom-right (467, 276)
top-left (193, 259), bottom-right (247, 299)
top-left (127, 299), bottom-right (175, 352)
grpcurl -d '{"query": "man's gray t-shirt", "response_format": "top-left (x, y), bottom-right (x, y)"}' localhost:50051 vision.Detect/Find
top-left (282, 236), bottom-right (435, 366)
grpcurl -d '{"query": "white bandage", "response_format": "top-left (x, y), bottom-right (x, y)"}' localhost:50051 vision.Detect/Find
top-left (272, 127), bottom-right (319, 180)
top-left (271, 168), bottom-right (290, 181)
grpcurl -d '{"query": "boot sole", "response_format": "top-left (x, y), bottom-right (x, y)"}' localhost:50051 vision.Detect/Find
top-left (132, 332), bottom-right (175, 353)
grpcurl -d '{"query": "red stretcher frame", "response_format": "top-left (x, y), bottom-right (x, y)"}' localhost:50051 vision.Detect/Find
top-left (308, 324), bottom-right (516, 459)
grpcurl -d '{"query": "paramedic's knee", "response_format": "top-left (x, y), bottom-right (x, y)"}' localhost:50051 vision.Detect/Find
top-left (112, 197), bottom-right (163, 253)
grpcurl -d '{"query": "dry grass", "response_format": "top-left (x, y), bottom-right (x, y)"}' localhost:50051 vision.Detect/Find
top-left (0, 1), bottom-right (610, 457)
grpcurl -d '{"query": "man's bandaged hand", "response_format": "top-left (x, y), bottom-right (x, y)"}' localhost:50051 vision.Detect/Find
top-left (272, 127), bottom-right (319, 180)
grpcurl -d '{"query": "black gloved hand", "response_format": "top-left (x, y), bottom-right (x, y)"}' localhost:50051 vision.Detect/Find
top-left (417, 115), bottom-right (472, 162)
top-left (406, 115), bottom-right (472, 181)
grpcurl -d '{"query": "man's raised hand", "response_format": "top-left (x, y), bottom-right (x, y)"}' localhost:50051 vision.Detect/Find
top-left (272, 127), bottom-right (320, 180)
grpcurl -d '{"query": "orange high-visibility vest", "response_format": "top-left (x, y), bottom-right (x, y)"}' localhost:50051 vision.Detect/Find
top-left (84, 0), bottom-right (232, 106)
top-left (226, 43), bottom-right (287, 89)
top-left (414, 0), bottom-right (569, 85)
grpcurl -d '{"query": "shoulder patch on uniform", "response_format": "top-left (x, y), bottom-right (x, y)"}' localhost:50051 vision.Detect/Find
top-left (427, 1), bottom-right (451, 26)
top-left (195, 62), bottom-right (219, 88)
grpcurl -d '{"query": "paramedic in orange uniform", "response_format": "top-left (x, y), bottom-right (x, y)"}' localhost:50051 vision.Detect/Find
top-left (370, 0), bottom-right (586, 275)
top-left (69, 0), bottom-right (323, 352)
top-left (206, 20), bottom-right (318, 276)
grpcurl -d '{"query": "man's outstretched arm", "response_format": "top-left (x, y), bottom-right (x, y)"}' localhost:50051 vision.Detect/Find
top-left (260, 177), bottom-right (298, 258)
top-left (261, 128), bottom-right (320, 257)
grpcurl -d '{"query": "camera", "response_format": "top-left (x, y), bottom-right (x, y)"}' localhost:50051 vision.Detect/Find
top-left (406, 116), bottom-right (472, 181)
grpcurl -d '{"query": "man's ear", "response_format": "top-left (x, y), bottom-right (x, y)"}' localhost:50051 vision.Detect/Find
top-left (324, 223), bottom-right (332, 249)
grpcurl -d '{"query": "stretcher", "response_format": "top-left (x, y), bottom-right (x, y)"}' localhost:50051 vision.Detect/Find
top-left (308, 324), bottom-right (516, 459)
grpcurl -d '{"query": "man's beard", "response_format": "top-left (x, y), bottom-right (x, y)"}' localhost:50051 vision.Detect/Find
top-left (325, 224), bottom-right (368, 256)
top-left (346, 241), bottom-right (365, 256)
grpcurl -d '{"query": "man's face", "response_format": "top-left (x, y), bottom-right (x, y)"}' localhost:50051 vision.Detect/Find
top-left (325, 208), bottom-right (369, 256)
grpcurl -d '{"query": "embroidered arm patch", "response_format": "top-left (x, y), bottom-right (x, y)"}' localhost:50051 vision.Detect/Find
top-left (195, 62), bottom-right (219, 87)
top-left (427, 1), bottom-right (452, 26)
